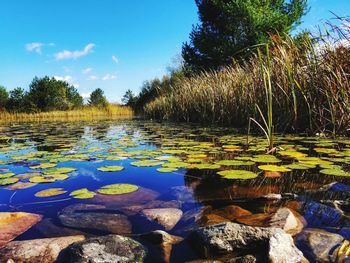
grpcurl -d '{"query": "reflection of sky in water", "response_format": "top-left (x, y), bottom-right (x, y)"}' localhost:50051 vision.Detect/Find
top-left (1, 120), bottom-right (350, 249)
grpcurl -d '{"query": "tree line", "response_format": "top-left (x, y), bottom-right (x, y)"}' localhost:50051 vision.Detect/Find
top-left (0, 76), bottom-right (109, 112)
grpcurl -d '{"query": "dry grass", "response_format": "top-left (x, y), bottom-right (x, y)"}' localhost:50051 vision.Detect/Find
top-left (144, 27), bottom-right (350, 134)
top-left (0, 104), bottom-right (133, 123)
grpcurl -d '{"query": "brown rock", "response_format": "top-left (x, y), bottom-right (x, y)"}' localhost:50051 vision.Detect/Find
top-left (142, 208), bottom-right (183, 231)
top-left (0, 212), bottom-right (42, 248)
top-left (0, 235), bottom-right (85, 263)
top-left (120, 200), bottom-right (180, 216)
top-left (197, 214), bottom-right (230, 226)
top-left (34, 218), bottom-right (87, 238)
top-left (212, 205), bottom-right (252, 221)
top-left (235, 213), bottom-right (272, 227)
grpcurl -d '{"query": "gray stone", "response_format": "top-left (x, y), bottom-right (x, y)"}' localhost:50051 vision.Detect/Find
top-left (0, 235), bottom-right (85, 263)
top-left (62, 234), bottom-right (146, 263)
top-left (189, 222), bottom-right (305, 263)
top-left (295, 228), bottom-right (344, 262)
top-left (269, 207), bottom-right (305, 236)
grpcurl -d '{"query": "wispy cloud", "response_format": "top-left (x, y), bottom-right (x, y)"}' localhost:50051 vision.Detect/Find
top-left (112, 55), bottom-right (119, 64)
top-left (25, 42), bottom-right (44, 54)
top-left (88, 75), bottom-right (98, 80)
top-left (55, 43), bottom-right (95, 60)
top-left (82, 67), bottom-right (93, 74)
top-left (80, 92), bottom-right (91, 99)
top-left (102, 73), bottom-right (117, 81)
top-left (54, 75), bottom-right (72, 82)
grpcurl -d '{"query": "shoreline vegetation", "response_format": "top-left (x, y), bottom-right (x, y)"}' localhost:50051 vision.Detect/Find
top-left (124, 3), bottom-right (350, 136)
top-left (0, 104), bottom-right (133, 123)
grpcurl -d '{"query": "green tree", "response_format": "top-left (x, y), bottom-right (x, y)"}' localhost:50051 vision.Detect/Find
top-left (88, 88), bottom-right (108, 107)
top-left (0, 86), bottom-right (9, 109)
top-left (122, 89), bottom-right (137, 107)
top-left (182, 0), bottom-right (308, 72)
top-left (6, 87), bottom-right (27, 112)
top-left (27, 76), bottom-right (83, 111)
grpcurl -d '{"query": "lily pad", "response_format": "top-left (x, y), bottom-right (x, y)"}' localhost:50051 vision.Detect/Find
top-left (131, 160), bottom-right (163, 167)
top-left (217, 170), bottom-right (258, 180)
top-left (319, 168), bottom-right (350, 177)
top-left (42, 167), bottom-right (76, 175)
top-left (29, 176), bottom-right (56, 183)
top-left (97, 165), bottom-right (124, 172)
top-left (97, 183), bottom-right (139, 195)
top-left (156, 167), bottom-right (178, 173)
top-left (70, 188), bottom-right (96, 199)
top-left (29, 163), bottom-right (57, 169)
top-left (258, 165), bottom-right (291, 172)
top-left (285, 163), bottom-right (316, 170)
top-left (251, 154), bottom-right (281, 163)
top-left (0, 173), bottom-right (15, 179)
top-left (0, 177), bottom-right (19, 186)
top-left (35, 188), bottom-right (67, 197)
top-left (215, 160), bottom-right (255, 166)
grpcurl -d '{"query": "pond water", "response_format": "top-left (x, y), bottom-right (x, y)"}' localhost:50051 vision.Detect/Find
top-left (1, 120), bottom-right (350, 262)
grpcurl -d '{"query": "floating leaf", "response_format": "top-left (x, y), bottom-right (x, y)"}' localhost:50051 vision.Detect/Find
top-left (70, 188), bottom-right (96, 199)
top-left (319, 169), bottom-right (350, 177)
top-left (29, 163), bottom-right (57, 169)
top-left (35, 188), bottom-right (67, 197)
top-left (215, 160), bottom-right (254, 166)
top-left (217, 170), bottom-right (258, 180)
top-left (29, 176), bottom-right (56, 183)
top-left (285, 163), bottom-right (316, 170)
top-left (97, 165), bottom-right (124, 172)
top-left (44, 174), bottom-right (69, 181)
top-left (0, 177), bottom-right (19, 186)
top-left (0, 173), bottom-right (15, 179)
top-left (42, 167), bottom-right (76, 174)
top-left (251, 155), bottom-right (281, 163)
top-left (97, 183), bottom-right (139, 195)
top-left (258, 165), bottom-right (291, 172)
top-left (156, 167), bottom-right (178, 173)
top-left (189, 163), bottom-right (220, 170)
top-left (131, 160), bottom-right (163, 167)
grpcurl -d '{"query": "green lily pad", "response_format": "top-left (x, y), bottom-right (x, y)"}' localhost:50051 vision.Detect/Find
top-left (258, 165), bottom-right (291, 172)
top-left (319, 168), bottom-right (350, 176)
top-left (131, 160), bottom-right (164, 167)
top-left (97, 183), bottom-right (139, 195)
top-left (189, 163), bottom-right (221, 170)
top-left (97, 165), bottom-right (124, 172)
top-left (251, 155), bottom-right (281, 163)
top-left (215, 160), bottom-right (255, 166)
top-left (29, 163), bottom-right (57, 169)
top-left (0, 177), bottom-right (19, 186)
top-left (35, 188), bottom-right (67, 197)
top-left (70, 188), bottom-right (96, 199)
top-left (156, 167), bottom-right (178, 173)
top-left (285, 163), bottom-right (316, 170)
top-left (217, 170), bottom-right (258, 180)
top-left (0, 173), bottom-right (15, 179)
top-left (42, 167), bottom-right (76, 174)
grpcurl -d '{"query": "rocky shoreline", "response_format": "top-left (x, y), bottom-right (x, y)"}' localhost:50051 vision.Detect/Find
top-left (1, 182), bottom-right (350, 262)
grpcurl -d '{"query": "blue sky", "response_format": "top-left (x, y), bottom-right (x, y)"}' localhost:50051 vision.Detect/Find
top-left (0, 0), bottom-right (349, 102)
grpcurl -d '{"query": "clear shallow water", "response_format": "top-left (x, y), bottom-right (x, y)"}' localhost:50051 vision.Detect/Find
top-left (1, 120), bottom-right (350, 261)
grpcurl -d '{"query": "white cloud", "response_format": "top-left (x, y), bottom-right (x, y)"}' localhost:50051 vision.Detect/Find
top-left (80, 92), bottom-right (91, 99)
top-left (54, 75), bottom-right (72, 82)
top-left (102, 73), bottom-right (117, 81)
top-left (72, 83), bottom-right (80, 88)
top-left (88, 75), bottom-right (98, 80)
top-left (112, 55), bottom-right (119, 64)
top-left (54, 43), bottom-right (95, 60)
top-left (25, 42), bottom-right (44, 54)
top-left (82, 67), bottom-right (93, 74)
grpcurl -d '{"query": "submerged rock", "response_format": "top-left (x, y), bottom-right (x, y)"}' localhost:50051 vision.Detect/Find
top-left (35, 218), bottom-right (87, 238)
top-left (142, 208), bottom-right (183, 231)
top-left (211, 205), bottom-right (252, 221)
top-left (295, 228), bottom-right (344, 262)
top-left (120, 200), bottom-right (181, 216)
top-left (59, 203), bottom-right (131, 234)
top-left (140, 230), bottom-right (183, 263)
top-left (0, 212), bottom-right (43, 248)
top-left (269, 207), bottom-right (305, 236)
top-left (170, 186), bottom-right (195, 204)
top-left (62, 235), bottom-right (146, 263)
top-left (235, 213), bottom-right (272, 227)
top-left (189, 222), bottom-right (305, 262)
top-left (0, 235), bottom-right (85, 263)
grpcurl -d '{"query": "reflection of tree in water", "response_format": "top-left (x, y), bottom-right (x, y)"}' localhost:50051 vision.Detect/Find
top-left (22, 122), bottom-right (85, 152)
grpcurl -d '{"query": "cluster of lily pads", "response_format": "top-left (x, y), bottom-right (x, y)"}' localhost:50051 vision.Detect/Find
top-left (1, 121), bottom-right (350, 195)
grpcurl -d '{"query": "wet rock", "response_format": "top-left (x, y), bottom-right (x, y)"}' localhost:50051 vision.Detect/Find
top-left (142, 208), bottom-right (183, 231)
top-left (0, 235), bottom-right (85, 263)
top-left (235, 213), bottom-right (272, 227)
top-left (170, 186), bottom-right (195, 204)
top-left (197, 214), bottom-right (230, 226)
top-left (182, 206), bottom-right (212, 223)
top-left (140, 230), bottom-right (183, 263)
top-left (211, 205), bottom-right (252, 221)
top-left (120, 200), bottom-right (181, 216)
top-left (269, 207), bottom-right (305, 236)
top-left (301, 201), bottom-right (344, 228)
top-left (62, 234), bottom-right (146, 263)
top-left (59, 203), bottom-right (131, 234)
top-left (189, 222), bottom-right (305, 262)
top-left (92, 187), bottom-right (159, 207)
top-left (35, 218), bottom-right (87, 238)
top-left (228, 255), bottom-right (257, 263)
top-left (0, 212), bottom-right (42, 248)
top-left (185, 260), bottom-right (223, 263)
top-left (295, 228), bottom-right (344, 262)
